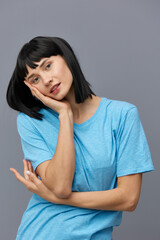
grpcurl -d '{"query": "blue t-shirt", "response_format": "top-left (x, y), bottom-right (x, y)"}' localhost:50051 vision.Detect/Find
top-left (16, 97), bottom-right (154, 240)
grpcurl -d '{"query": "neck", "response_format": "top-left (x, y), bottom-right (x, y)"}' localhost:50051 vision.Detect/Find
top-left (64, 84), bottom-right (96, 118)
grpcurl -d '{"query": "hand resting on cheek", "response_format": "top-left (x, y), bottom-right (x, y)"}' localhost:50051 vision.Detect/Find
top-left (24, 80), bottom-right (73, 116)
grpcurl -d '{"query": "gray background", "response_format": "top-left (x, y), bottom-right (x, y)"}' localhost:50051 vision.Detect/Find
top-left (1, 0), bottom-right (159, 239)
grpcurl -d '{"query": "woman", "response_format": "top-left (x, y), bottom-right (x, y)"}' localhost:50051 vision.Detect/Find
top-left (7, 36), bottom-right (154, 240)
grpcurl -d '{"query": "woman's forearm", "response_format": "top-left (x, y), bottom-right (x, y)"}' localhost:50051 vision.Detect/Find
top-left (44, 110), bottom-right (75, 197)
top-left (15, 158), bottom-right (136, 212)
top-left (51, 188), bottom-right (132, 212)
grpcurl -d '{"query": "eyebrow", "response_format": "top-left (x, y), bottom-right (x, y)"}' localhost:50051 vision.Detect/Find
top-left (27, 59), bottom-right (48, 80)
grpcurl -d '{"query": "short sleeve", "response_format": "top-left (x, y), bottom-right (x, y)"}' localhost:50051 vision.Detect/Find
top-left (17, 113), bottom-right (53, 171)
top-left (116, 106), bottom-right (155, 177)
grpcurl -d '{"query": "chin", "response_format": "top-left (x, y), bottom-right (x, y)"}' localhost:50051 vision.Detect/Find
top-left (49, 94), bottom-right (63, 101)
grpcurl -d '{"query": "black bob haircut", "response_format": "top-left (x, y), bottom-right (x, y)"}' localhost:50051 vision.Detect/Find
top-left (6, 36), bottom-right (96, 120)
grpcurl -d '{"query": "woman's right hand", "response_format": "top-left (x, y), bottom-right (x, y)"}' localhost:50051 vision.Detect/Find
top-left (24, 81), bottom-right (72, 116)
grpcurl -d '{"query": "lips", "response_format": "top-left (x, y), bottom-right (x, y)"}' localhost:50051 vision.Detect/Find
top-left (50, 83), bottom-right (60, 93)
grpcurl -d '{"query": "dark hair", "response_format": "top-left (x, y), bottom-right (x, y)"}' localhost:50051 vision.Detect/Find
top-left (6, 36), bottom-right (96, 120)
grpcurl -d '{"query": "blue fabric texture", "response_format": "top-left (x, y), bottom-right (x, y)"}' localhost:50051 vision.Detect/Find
top-left (16, 97), bottom-right (154, 240)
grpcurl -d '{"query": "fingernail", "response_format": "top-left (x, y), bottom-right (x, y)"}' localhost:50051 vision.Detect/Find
top-left (26, 171), bottom-right (31, 175)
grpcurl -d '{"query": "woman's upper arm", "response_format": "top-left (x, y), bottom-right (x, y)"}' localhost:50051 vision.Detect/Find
top-left (35, 160), bottom-right (51, 181)
top-left (117, 173), bottom-right (143, 210)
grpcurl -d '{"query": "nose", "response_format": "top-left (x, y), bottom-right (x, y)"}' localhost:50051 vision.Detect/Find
top-left (41, 72), bottom-right (53, 85)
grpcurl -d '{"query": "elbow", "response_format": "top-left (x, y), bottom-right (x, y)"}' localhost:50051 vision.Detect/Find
top-left (42, 179), bottom-right (71, 199)
top-left (126, 197), bottom-right (139, 212)
top-left (43, 172), bottom-right (72, 199)
top-left (54, 181), bottom-right (72, 199)
top-left (54, 188), bottom-right (72, 199)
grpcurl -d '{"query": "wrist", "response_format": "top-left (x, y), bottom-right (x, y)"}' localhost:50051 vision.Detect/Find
top-left (59, 109), bottom-right (73, 123)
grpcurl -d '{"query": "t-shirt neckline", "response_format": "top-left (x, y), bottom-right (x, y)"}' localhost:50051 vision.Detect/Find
top-left (46, 97), bottom-right (105, 128)
top-left (73, 97), bottom-right (105, 128)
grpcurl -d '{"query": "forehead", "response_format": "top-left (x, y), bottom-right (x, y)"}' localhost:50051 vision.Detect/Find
top-left (26, 57), bottom-right (49, 72)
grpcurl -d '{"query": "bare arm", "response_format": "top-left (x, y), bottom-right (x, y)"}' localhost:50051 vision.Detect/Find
top-left (53, 173), bottom-right (142, 211)
top-left (22, 81), bottom-right (75, 199)
top-left (42, 110), bottom-right (75, 198)
top-left (11, 162), bottom-right (142, 211)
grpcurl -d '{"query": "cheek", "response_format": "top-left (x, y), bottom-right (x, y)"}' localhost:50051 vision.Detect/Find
top-left (62, 67), bottom-right (73, 84)
top-left (58, 63), bottom-right (71, 79)
top-left (34, 85), bottom-right (45, 95)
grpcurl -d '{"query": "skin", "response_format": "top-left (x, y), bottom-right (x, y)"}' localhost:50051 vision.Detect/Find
top-left (24, 55), bottom-right (101, 120)
top-left (10, 55), bottom-right (143, 211)
top-left (10, 160), bottom-right (142, 211)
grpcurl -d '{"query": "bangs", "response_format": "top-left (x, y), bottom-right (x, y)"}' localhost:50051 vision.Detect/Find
top-left (16, 37), bottom-right (62, 81)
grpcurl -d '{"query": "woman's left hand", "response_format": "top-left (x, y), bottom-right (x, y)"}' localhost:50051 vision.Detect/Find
top-left (10, 159), bottom-right (59, 204)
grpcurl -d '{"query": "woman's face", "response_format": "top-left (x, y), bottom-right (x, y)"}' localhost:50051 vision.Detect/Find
top-left (25, 55), bottom-right (73, 100)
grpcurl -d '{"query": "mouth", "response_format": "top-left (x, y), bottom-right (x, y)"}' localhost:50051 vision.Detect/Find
top-left (50, 83), bottom-right (61, 93)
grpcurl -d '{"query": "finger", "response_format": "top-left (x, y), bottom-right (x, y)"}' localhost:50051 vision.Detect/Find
top-left (24, 81), bottom-right (40, 100)
top-left (23, 159), bottom-right (30, 180)
top-left (10, 168), bottom-right (38, 192)
top-left (30, 88), bottom-right (39, 98)
top-left (28, 161), bottom-right (32, 172)
top-left (24, 81), bottom-right (47, 103)
top-left (10, 168), bottom-right (28, 186)
top-left (24, 80), bottom-right (33, 88)
top-left (24, 80), bottom-right (38, 93)
top-left (24, 81), bottom-right (33, 92)
top-left (24, 80), bottom-right (49, 105)
top-left (27, 160), bottom-right (36, 177)
top-left (24, 160), bottom-right (36, 178)
top-left (26, 171), bottom-right (42, 186)
top-left (30, 87), bottom-right (45, 102)
top-left (27, 160), bottom-right (37, 177)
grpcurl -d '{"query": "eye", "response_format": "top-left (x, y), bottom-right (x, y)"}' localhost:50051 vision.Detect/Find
top-left (45, 63), bottom-right (51, 70)
top-left (32, 77), bottom-right (39, 84)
